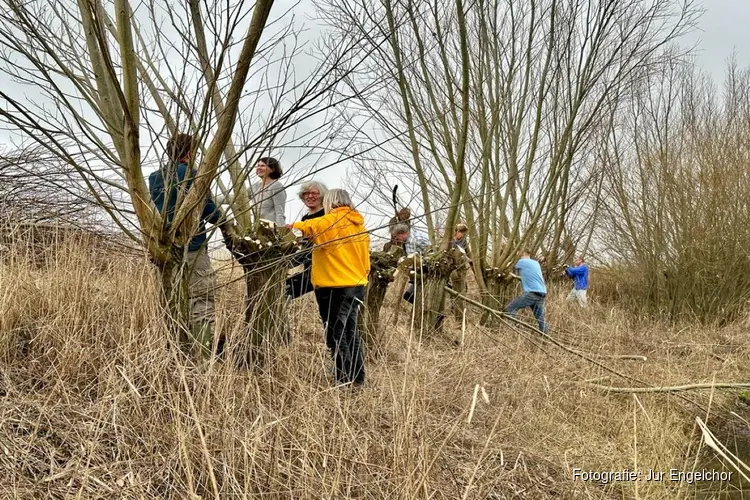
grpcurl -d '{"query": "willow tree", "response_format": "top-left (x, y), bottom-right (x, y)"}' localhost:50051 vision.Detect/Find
top-left (319, 0), bottom-right (473, 335)
top-left (0, 0), bottom-right (367, 357)
top-left (325, 0), bottom-right (699, 322)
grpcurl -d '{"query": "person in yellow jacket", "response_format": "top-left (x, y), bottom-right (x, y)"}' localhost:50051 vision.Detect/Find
top-left (288, 188), bottom-right (370, 386)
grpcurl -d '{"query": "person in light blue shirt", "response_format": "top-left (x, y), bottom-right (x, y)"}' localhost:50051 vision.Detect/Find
top-left (564, 256), bottom-right (589, 307)
top-left (401, 225), bottom-right (431, 304)
top-left (405, 226), bottom-right (430, 255)
top-left (504, 250), bottom-right (549, 333)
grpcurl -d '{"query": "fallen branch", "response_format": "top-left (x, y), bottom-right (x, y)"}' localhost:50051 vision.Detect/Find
top-left (444, 287), bottom-right (647, 362)
top-left (696, 416), bottom-right (750, 482)
top-left (445, 287), bottom-right (712, 410)
top-left (590, 382), bottom-right (750, 394)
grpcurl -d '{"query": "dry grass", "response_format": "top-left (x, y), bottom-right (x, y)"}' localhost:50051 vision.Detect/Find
top-left (1, 238), bottom-right (749, 499)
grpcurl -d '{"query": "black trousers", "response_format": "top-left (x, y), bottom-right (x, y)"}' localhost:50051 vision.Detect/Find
top-left (286, 265), bottom-right (315, 299)
top-left (314, 286), bottom-right (366, 384)
top-left (403, 280), bottom-right (452, 304)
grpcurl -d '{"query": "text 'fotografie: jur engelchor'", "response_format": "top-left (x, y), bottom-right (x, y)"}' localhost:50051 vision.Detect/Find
top-left (572, 468), bottom-right (732, 484)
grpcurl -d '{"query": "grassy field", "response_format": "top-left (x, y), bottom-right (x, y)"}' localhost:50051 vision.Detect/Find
top-left (1, 238), bottom-right (748, 499)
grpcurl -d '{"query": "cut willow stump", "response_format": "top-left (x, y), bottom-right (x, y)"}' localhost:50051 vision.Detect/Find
top-left (400, 247), bottom-right (468, 337)
top-left (226, 220), bottom-right (299, 368)
top-left (362, 247), bottom-right (404, 356)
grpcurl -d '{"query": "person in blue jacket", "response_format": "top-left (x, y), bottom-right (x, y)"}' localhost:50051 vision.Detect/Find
top-left (148, 132), bottom-right (229, 358)
top-left (564, 256), bottom-right (589, 307)
top-left (504, 250), bottom-right (549, 334)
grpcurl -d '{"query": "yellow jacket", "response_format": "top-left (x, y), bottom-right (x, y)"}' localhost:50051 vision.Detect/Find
top-left (292, 207), bottom-right (370, 288)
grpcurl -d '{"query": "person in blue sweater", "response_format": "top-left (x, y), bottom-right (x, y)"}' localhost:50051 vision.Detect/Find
top-left (564, 256), bottom-right (589, 307)
top-left (504, 250), bottom-right (549, 334)
top-left (148, 132), bottom-right (228, 358)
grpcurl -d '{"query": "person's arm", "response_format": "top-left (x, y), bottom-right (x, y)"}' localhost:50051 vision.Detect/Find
top-left (292, 212), bottom-right (329, 239)
top-left (147, 172), bottom-right (157, 198)
top-left (202, 191), bottom-right (223, 225)
top-left (272, 182), bottom-right (287, 226)
top-left (566, 265), bottom-right (584, 277)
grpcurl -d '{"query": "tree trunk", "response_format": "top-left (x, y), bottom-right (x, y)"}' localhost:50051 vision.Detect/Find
top-left (404, 248), bottom-right (466, 337)
top-left (479, 269), bottom-right (517, 326)
top-left (449, 267), bottom-right (468, 322)
top-left (158, 252), bottom-right (192, 352)
top-left (236, 257), bottom-right (289, 367)
top-left (362, 249), bottom-right (402, 357)
top-left (225, 222), bottom-right (298, 368)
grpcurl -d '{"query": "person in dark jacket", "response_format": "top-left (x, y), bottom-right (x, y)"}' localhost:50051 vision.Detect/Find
top-left (148, 132), bottom-right (227, 358)
top-left (286, 181), bottom-right (328, 298)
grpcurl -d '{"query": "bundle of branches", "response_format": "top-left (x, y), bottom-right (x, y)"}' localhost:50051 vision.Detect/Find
top-left (398, 247), bottom-right (468, 336)
top-left (224, 220), bottom-right (301, 367)
top-left (361, 246), bottom-right (404, 355)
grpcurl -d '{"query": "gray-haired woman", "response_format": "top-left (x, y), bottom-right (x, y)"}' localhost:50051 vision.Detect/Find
top-left (288, 188), bottom-right (370, 386)
top-left (286, 181), bottom-right (328, 299)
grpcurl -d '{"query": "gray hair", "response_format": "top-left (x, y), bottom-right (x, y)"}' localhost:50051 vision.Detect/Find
top-left (297, 180), bottom-right (328, 201)
top-left (392, 223), bottom-right (410, 236)
top-left (323, 188), bottom-right (354, 213)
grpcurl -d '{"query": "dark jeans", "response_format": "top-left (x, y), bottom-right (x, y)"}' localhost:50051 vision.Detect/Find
top-left (504, 292), bottom-right (549, 334)
top-left (286, 265), bottom-right (315, 299)
top-left (315, 286), bottom-right (366, 384)
top-left (403, 279), bottom-right (453, 304)
top-left (404, 281), bottom-right (415, 303)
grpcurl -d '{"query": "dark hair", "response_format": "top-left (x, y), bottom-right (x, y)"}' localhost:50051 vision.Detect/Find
top-left (167, 133), bottom-right (195, 162)
top-left (258, 157), bottom-right (283, 179)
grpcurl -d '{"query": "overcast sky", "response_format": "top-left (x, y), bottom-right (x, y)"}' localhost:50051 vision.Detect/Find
top-left (1, 0), bottom-right (746, 246)
top-left (684, 0), bottom-right (750, 81)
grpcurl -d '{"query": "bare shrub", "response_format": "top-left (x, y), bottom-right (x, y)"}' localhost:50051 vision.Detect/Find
top-left (599, 60), bottom-right (750, 324)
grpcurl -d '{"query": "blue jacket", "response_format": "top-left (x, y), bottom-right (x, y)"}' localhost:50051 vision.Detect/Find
top-left (565, 264), bottom-right (589, 290)
top-left (148, 162), bottom-right (222, 252)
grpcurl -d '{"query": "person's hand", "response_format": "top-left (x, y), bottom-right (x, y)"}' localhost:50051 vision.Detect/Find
top-left (219, 223), bottom-right (237, 252)
top-left (284, 223), bottom-right (293, 230)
